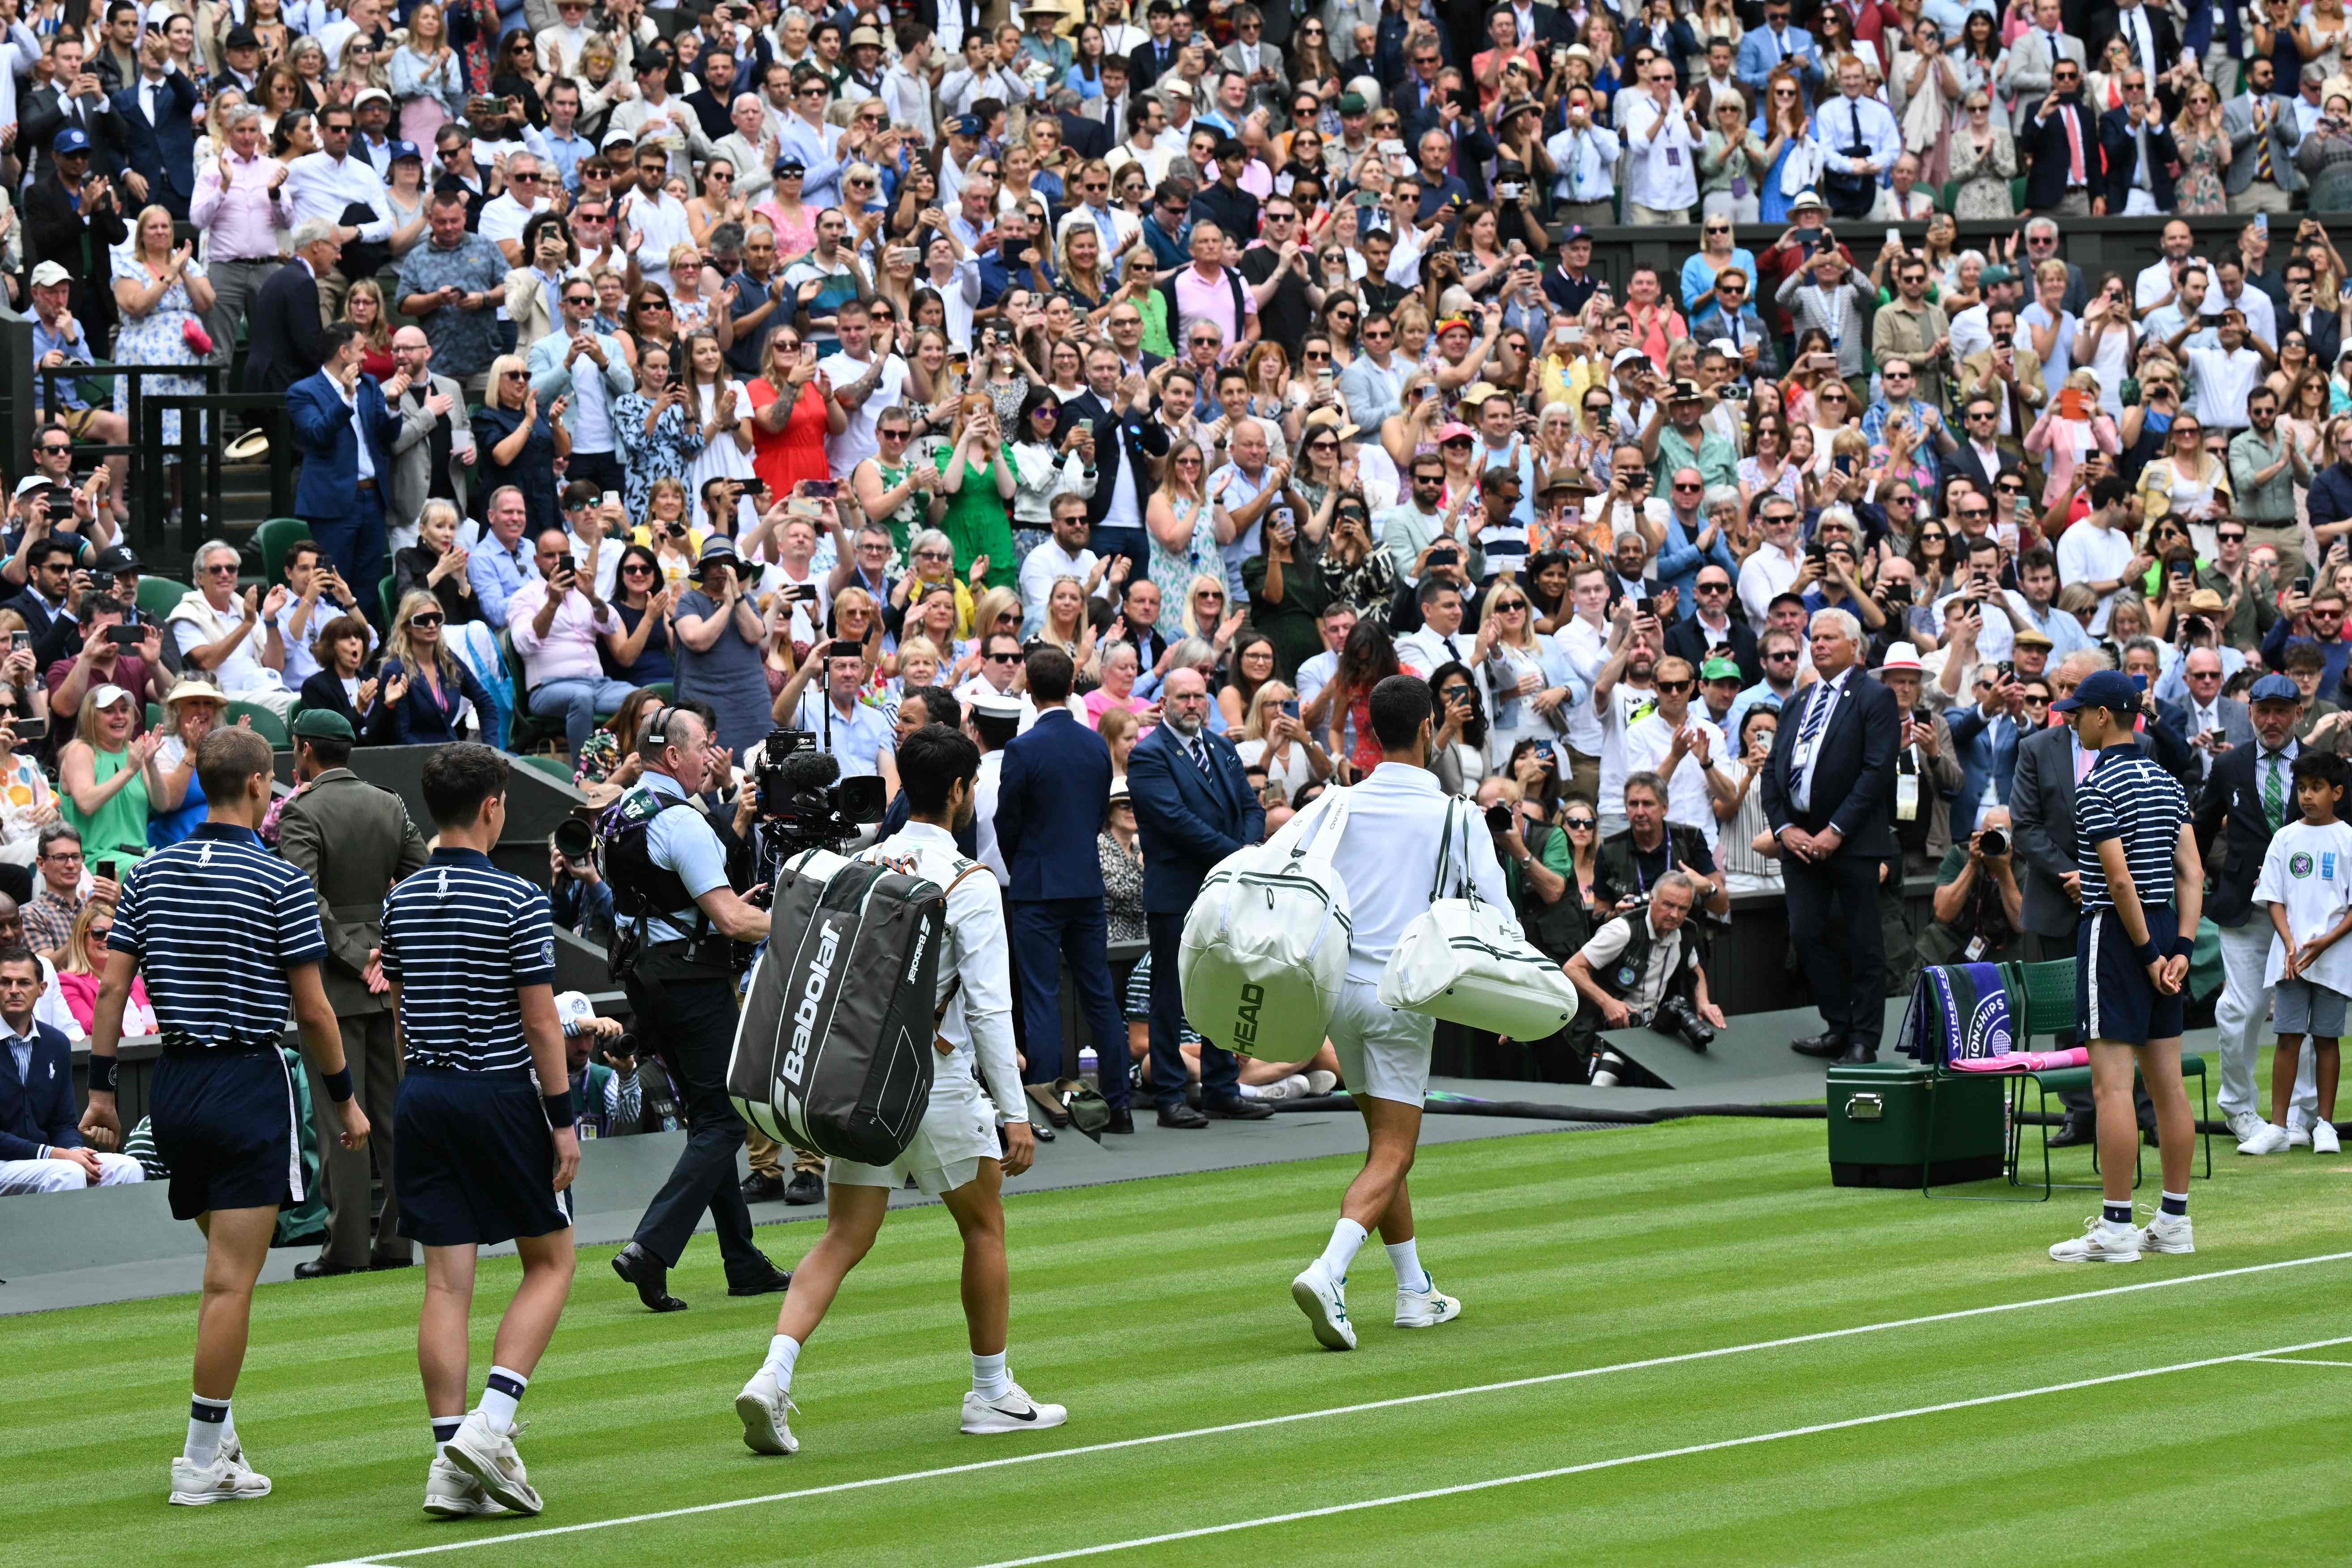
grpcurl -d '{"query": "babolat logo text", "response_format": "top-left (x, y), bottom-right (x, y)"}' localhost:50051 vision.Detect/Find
top-left (1231, 982), bottom-right (1265, 1050)
top-left (781, 922), bottom-right (842, 1086)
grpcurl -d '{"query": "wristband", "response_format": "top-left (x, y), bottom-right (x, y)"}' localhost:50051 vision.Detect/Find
top-left (2132, 939), bottom-right (2161, 968)
top-left (323, 1066), bottom-right (355, 1102)
top-left (87, 1053), bottom-right (118, 1093)
top-left (2172, 937), bottom-right (2198, 960)
top-left (542, 1090), bottom-right (577, 1126)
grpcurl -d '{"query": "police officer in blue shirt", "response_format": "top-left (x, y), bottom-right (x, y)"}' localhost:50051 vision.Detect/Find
top-left (602, 700), bottom-right (793, 1310)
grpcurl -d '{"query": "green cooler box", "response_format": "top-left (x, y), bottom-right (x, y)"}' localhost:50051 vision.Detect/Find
top-left (1827, 1062), bottom-right (2004, 1189)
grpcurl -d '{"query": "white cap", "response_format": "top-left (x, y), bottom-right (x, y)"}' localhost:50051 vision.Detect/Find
top-left (91, 683), bottom-right (131, 709)
top-left (29, 260), bottom-right (71, 289)
top-left (555, 990), bottom-right (597, 1035)
top-left (970, 689), bottom-right (1024, 722)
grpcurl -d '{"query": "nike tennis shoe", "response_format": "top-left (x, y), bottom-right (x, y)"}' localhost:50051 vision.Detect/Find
top-left (2048, 1217), bottom-right (2143, 1263)
top-left (2139, 1212), bottom-right (2196, 1255)
top-left (442, 1412), bottom-right (543, 1515)
top-left (2315, 1121), bottom-right (2342, 1155)
top-left (961, 1382), bottom-right (1067, 1435)
top-left (1291, 1261), bottom-right (1357, 1350)
top-left (423, 1453), bottom-right (507, 1517)
top-left (1394, 1276), bottom-right (1462, 1329)
top-left (2237, 1123), bottom-right (2291, 1156)
top-left (168, 1440), bottom-right (271, 1506)
top-left (735, 1367), bottom-right (799, 1456)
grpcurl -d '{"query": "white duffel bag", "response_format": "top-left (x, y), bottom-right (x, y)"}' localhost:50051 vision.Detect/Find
top-left (1179, 790), bottom-right (1354, 1060)
top-left (1378, 800), bottom-right (1581, 1039)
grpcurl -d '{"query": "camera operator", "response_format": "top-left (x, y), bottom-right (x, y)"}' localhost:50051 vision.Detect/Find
top-left (549, 821), bottom-right (612, 945)
top-left (1563, 870), bottom-right (1727, 1084)
top-left (1592, 772), bottom-right (1728, 922)
top-left (1918, 806), bottom-right (2028, 965)
top-left (1478, 775), bottom-right (1590, 962)
top-left (557, 992), bottom-right (642, 1139)
top-left (602, 700), bottom-right (793, 1312)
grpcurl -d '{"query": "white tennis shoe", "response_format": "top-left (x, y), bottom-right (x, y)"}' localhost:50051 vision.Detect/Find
top-left (2048, 1218), bottom-right (2143, 1264)
top-left (1291, 1261), bottom-right (1357, 1350)
top-left (2238, 1123), bottom-right (2291, 1156)
top-left (960, 1383), bottom-right (1067, 1435)
top-left (2313, 1122), bottom-right (2340, 1154)
top-left (1394, 1276), bottom-right (1462, 1329)
top-left (441, 1412), bottom-right (543, 1515)
top-left (2224, 1110), bottom-right (2268, 1144)
top-left (167, 1439), bottom-right (271, 1506)
top-left (422, 1453), bottom-right (507, 1517)
top-left (2139, 1212), bottom-right (2196, 1255)
top-left (2289, 1122), bottom-right (2314, 1148)
top-left (735, 1367), bottom-right (800, 1456)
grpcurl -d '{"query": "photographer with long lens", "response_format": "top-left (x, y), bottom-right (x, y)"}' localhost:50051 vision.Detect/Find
top-left (1562, 871), bottom-right (1728, 1085)
top-left (1919, 806), bottom-right (2028, 966)
top-left (602, 701), bottom-right (794, 1312)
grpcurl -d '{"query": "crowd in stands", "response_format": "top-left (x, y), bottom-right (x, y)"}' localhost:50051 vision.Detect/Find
top-left (10, 0), bottom-right (2352, 1165)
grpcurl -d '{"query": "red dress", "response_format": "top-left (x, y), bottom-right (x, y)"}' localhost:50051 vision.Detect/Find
top-left (748, 378), bottom-right (830, 496)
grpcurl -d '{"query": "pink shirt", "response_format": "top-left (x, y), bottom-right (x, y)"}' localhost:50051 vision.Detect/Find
top-left (507, 579), bottom-right (621, 685)
top-left (1084, 687), bottom-right (1152, 728)
top-left (189, 151), bottom-right (291, 261)
top-left (1170, 262), bottom-right (1254, 347)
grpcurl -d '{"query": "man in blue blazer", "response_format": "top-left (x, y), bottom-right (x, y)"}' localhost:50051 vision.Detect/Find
top-left (1735, 3), bottom-right (1824, 107)
top-left (105, 43), bottom-right (200, 220)
top-left (0, 950), bottom-right (145, 1193)
top-left (1125, 666), bottom-right (1270, 1127)
top-left (287, 321), bottom-right (404, 625)
top-left (993, 647), bottom-right (1133, 1130)
top-left (1946, 667), bottom-right (2030, 841)
top-left (2096, 84), bottom-right (2179, 216)
top-left (1761, 608), bottom-right (1900, 1064)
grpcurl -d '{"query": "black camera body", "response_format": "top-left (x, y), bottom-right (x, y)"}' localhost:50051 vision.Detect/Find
top-left (754, 729), bottom-right (887, 864)
top-left (1646, 994), bottom-right (1716, 1053)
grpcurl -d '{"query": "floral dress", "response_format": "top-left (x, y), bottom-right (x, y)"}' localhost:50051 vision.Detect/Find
top-left (2175, 126), bottom-right (2230, 215)
top-left (1147, 493), bottom-right (1223, 610)
top-left (614, 389), bottom-right (707, 526)
top-left (111, 245), bottom-right (208, 446)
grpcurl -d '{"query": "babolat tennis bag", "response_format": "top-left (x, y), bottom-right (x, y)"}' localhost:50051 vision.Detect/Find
top-left (728, 848), bottom-right (946, 1165)
top-left (1179, 790), bottom-right (1354, 1059)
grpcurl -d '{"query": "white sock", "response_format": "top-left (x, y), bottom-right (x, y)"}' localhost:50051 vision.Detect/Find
top-left (478, 1366), bottom-right (527, 1435)
top-left (971, 1350), bottom-right (1010, 1401)
top-left (185, 1395), bottom-right (230, 1467)
top-left (764, 1334), bottom-right (802, 1391)
top-left (1317, 1218), bottom-right (1368, 1278)
top-left (1385, 1238), bottom-right (1427, 1292)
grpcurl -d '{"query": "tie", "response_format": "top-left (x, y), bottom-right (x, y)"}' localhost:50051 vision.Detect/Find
top-left (1443, 634), bottom-right (1461, 662)
top-left (2265, 752), bottom-right (2286, 830)
top-left (1190, 735), bottom-right (1212, 775)
top-left (2064, 105), bottom-right (2084, 184)
top-left (2256, 103), bottom-right (2274, 182)
top-left (1799, 676), bottom-right (1835, 748)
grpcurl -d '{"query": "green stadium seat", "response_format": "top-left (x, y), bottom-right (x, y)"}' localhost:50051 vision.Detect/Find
top-left (226, 701), bottom-right (291, 749)
top-left (256, 518), bottom-right (311, 585)
top-left (520, 754), bottom-right (576, 783)
top-left (137, 576), bottom-right (193, 621)
top-left (380, 575), bottom-right (400, 628)
top-left (501, 631), bottom-right (567, 753)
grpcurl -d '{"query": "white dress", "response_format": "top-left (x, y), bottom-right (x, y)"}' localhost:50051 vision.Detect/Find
top-left (684, 377), bottom-right (754, 530)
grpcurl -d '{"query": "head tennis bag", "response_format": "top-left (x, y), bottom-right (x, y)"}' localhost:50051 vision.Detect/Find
top-left (1178, 790), bottom-right (1353, 1059)
top-left (728, 848), bottom-right (946, 1165)
top-left (1378, 799), bottom-right (1581, 1039)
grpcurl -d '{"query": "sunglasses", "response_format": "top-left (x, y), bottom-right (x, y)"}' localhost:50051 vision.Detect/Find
top-left (984, 650), bottom-right (1020, 663)
top-left (1564, 816), bottom-right (1597, 829)
top-left (1765, 650), bottom-right (1800, 661)
top-left (1657, 680), bottom-right (1694, 694)
top-left (408, 612), bottom-right (445, 628)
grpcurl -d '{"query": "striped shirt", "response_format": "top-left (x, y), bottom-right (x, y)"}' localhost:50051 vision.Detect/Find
top-left (2076, 745), bottom-right (2189, 914)
top-left (379, 849), bottom-right (556, 1074)
top-left (108, 824), bottom-right (328, 1051)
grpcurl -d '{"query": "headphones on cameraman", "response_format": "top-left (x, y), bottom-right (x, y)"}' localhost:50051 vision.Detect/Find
top-left (641, 702), bottom-right (676, 752)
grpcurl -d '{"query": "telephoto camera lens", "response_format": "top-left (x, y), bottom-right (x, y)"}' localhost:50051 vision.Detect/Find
top-left (1978, 827), bottom-right (2007, 859)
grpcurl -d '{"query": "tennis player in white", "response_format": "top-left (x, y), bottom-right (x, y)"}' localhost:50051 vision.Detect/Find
top-left (733, 725), bottom-right (1064, 1451)
top-left (1291, 675), bottom-right (1513, 1349)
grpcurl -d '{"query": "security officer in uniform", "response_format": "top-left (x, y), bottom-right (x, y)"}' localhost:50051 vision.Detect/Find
top-left (603, 702), bottom-right (793, 1311)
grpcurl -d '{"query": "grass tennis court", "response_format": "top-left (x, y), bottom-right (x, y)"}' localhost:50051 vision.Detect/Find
top-left (12, 1114), bottom-right (2352, 1568)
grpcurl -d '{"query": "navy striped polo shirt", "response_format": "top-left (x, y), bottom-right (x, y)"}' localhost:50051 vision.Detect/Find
top-left (108, 823), bottom-right (329, 1050)
top-left (379, 849), bottom-right (557, 1074)
top-left (2077, 744), bottom-right (2190, 913)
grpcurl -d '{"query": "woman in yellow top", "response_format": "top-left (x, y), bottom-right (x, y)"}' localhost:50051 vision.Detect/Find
top-left (2134, 415), bottom-right (2233, 559)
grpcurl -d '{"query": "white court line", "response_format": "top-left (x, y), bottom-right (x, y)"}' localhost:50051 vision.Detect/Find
top-left (967, 1332), bottom-right (2352, 1568)
top-left (2244, 1356), bottom-right (2352, 1368)
top-left (314, 1249), bottom-right (2352, 1566)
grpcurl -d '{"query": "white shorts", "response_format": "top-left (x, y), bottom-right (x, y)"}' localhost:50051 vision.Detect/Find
top-left (827, 1067), bottom-right (1001, 1198)
top-left (1327, 979), bottom-right (1435, 1108)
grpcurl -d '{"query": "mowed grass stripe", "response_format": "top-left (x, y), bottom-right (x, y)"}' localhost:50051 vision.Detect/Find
top-left (8, 1119), bottom-right (2348, 1568)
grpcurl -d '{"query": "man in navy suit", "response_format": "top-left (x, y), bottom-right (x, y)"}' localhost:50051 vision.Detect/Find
top-left (2020, 67), bottom-right (2104, 215)
top-left (993, 647), bottom-right (1134, 1130)
top-left (286, 321), bottom-right (403, 621)
top-left (1947, 662), bottom-right (2030, 841)
top-left (1763, 608), bottom-right (1900, 1063)
top-left (244, 221), bottom-right (339, 396)
top-left (0, 948), bottom-right (144, 1193)
top-left (2096, 73), bottom-right (2179, 216)
top-left (1125, 665), bottom-right (1270, 1126)
top-left (106, 37), bottom-right (200, 220)
top-left (1065, 343), bottom-right (1168, 582)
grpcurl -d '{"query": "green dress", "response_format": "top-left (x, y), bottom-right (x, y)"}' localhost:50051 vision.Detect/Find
top-left (937, 448), bottom-right (1018, 591)
top-left (67, 744), bottom-right (149, 864)
top-left (871, 457), bottom-right (928, 560)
